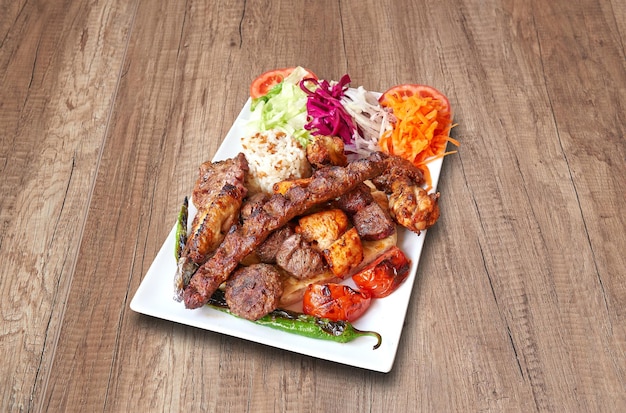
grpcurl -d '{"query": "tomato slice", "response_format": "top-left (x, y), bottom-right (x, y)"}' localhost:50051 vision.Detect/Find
top-left (352, 246), bottom-right (411, 298)
top-left (302, 283), bottom-right (371, 322)
top-left (379, 84), bottom-right (451, 117)
top-left (250, 67), bottom-right (317, 99)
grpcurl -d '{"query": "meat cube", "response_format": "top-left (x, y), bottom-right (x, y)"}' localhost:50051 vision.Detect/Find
top-left (334, 182), bottom-right (374, 215)
top-left (323, 227), bottom-right (363, 278)
top-left (256, 225), bottom-right (295, 263)
top-left (352, 201), bottom-right (396, 241)
top-left (275, 234), bottom-right (326, 279)
top-left (296, 209), bottom-right (349, 250)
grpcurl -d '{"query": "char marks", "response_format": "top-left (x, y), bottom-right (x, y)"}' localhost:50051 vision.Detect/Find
top-left (183, 152), bottom-right (389, 309)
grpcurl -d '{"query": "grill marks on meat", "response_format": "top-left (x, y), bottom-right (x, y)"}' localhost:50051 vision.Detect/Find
top-left (181, 151), bottom-right (441, 310)
top-left (386, 179), bottom-right (440, 233)
top-left (183, 151), bottom-right (389, 309)
top-left (352, 201), bottom-right (396, 241)
top-left (240, 192), bottom-right (268, 222)
top-left (225, 264), bottom-right (283, 320)
top-left (256, 225), bottom-right (295, 264)
top-left (335, 182), bottom-right (395, 241)
top-left (306, 135), bottom-right (348, 168)
top-left (275, 233), bottom-right (325, 279)
top-left (371, 155), bottom-right (425, 189)
top-left (186, 153), bottom-right (249, 262)
top-left (186, 185), bottom-right (245, 263)
top-left (373, 155), bottom-right (439, 234)
top-left (334, 182), bottom-right (373, 215)
top-left (173, 153), bottom-right (248, 301)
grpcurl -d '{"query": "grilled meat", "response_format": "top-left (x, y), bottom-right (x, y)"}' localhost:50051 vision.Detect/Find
top-left (334, 182), bottom-right (395, 241)
top-left (322, 227), bottom-right (364, 277)
top-left (240, 192), bottom-right (269, 222)
top-left (334, 182), bottom-right (374, 215)
top-left (373, 155), bottom-right (439, 234)
top-left (173, 153), bottom-right (248, 301)
top-left (306, 135), bottom-right (348, 168)
top-left (182, 151), bottom-right (441, 309)
top-left (352, 201), bottom-right (396, 241)
top-left (183, 151), bottom-right (389, 309)
top-left (186, 153), bottom-right (249, 262)
top-left (386, 179), bottom-right (440, 234)
top-left (296, 208), bottom-right (349, 250)
top-left (371, 154), bottom-right (425, 189)
top-left (225, 263), bottom-right (283, 320)
top-left (256, 224), bottom-right (295, 264)
top-left (275, 233), bottom-right (326, 279)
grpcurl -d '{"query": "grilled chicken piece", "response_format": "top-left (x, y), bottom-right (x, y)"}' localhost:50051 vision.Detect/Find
top-left (187, 153), bottom-right (249, 262)
top-left (173, 153), bottom-right (248, 301)
top-left (322, 227), bottom-right (364, 278)
top-left (296, 208), bottom-right (349, 250)
top-left (373, 155), bottom-right (439, 234)
top-left (306, 135), bottom-right (348, 168)
top-left (272, 177), bottom-right (312, 195)
top-left (387, 179), bottom-right (440, 234)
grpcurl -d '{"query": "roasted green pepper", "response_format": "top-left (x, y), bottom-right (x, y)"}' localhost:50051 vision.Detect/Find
top-left (174, 196), bottom-right (188, 261)
top-left (207, 290), bottom-right (382, 349)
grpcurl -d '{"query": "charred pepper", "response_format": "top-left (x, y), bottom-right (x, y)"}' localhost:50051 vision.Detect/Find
top-left (174, 196), bottom-right (198, 302)
top-left (174, 196), bottom-right (188, 261)
top-left (207, 289), bottom-right (382, 349)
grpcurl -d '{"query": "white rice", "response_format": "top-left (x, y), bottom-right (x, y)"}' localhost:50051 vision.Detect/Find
top-left (241, 130), bottom-right (312, 194)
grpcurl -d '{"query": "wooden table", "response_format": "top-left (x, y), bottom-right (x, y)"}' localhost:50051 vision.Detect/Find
top-left (2, 0), bottom-right (624, 411)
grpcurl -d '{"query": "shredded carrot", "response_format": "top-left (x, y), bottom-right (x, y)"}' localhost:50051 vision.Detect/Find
top-left (379, 93), bottom-right (458, 189)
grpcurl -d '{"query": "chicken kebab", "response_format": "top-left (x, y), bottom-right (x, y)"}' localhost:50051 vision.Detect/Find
top-left (173, 136), bottom-right (440, 321)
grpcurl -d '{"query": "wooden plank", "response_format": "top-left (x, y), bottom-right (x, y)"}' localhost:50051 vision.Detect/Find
top-left (0, 1), bottom-right (137, 411)
top-left (341, 0), bottom-right (540, 411)
top-left (528, 0), bottom-right (626, 409)
top-left (42, 0), bottom-right (350, 410)
top-left (393, 0), bottom-right (626, 410)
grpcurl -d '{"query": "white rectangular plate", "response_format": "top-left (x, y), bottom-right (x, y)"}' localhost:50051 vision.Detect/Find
top-left (130, 97), bottom-right (444, 373)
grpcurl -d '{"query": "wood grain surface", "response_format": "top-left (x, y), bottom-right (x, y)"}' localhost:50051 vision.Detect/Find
top-left (1, 0), bottom-right (624, 411)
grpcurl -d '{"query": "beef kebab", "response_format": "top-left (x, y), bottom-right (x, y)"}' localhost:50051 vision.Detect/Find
top-left (183, 151), bottom-right (440, 310)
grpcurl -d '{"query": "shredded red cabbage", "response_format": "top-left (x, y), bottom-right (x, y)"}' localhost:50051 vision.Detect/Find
top-left (299, 74), bottom-right (357, 144)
